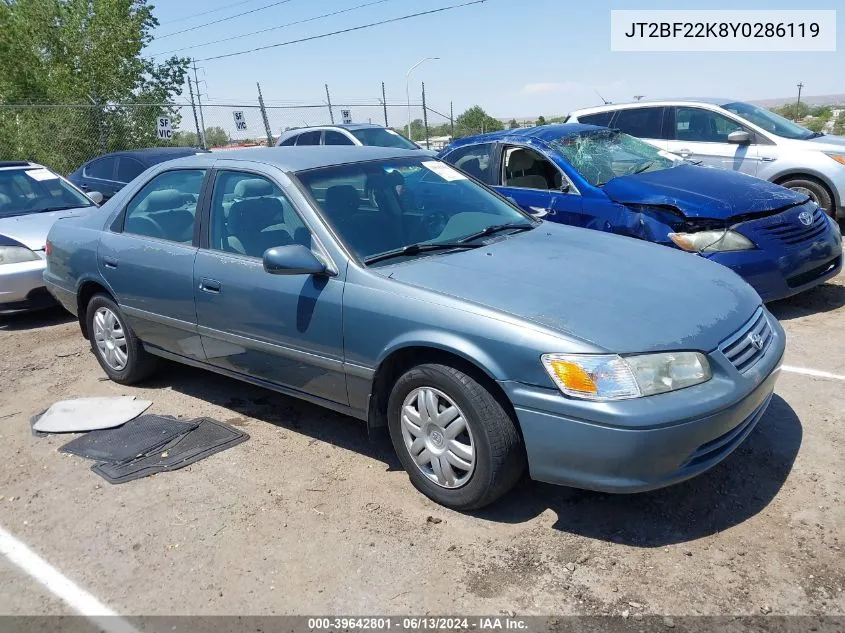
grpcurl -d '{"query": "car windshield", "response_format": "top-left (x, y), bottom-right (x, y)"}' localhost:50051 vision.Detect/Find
top-left (0, 167), bottom-right (94, 218)
top-left (723, 101), bottom-right (817, 140)
top-left (296, 157), bottom-right (535, 265)
top-left (549, 129), bottom-right (679, 187)
top-left (350, 127), bottom-right (420, 149)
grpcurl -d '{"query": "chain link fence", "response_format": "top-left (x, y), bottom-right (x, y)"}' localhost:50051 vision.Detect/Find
top-left (0, 100), bottom-right (455, 175)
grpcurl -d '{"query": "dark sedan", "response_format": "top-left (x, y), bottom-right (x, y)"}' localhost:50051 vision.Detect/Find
top-left (68, 147), bottom-right (209, 200)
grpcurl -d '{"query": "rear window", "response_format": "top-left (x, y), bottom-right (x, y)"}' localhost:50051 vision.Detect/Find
top-left (613, 107), bottom-right (664, 138)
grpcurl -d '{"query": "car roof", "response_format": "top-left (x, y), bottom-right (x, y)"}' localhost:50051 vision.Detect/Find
top-left (164, 145), bottom-right (425, 172)
top-left (283, 123), bottom-right (386, 133)
top-left (569, 97), bottom-right (738, 115)
top-left (0, 160), bottom-right (33, 169)
top-left (449, 123), bottom-right (606, 147)
top-left (86, 147), bottom-right (209, 165)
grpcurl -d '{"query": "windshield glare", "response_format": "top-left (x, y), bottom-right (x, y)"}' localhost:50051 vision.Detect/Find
top-left (551, 130), bottom-right (678, 187)
top-left (723, 101), bottom-right (815, 140)
top-left (350, 128), bottom-right (419, 150)
top-left (0, 168), bottom-right (93, 218)
top-left (296, 158), bottom-right (533, 263)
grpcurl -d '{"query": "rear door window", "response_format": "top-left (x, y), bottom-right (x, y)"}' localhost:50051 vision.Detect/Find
top-left (122, 170), bottom-right (205, 243)
top-left (296, 131), bottom-right (322, 146)
top-left (577, 111), bottom-right (614, 127)
top-left (441, 143), bottom-right (496, 184)
top-left (613, 107), bottom-right (664, 138)
top-left (85, 157), bottom-right (116, 180)
top-left (324, 130), bottom-right (355, 145)
top-left (116, 157), bottom-right (146, 184)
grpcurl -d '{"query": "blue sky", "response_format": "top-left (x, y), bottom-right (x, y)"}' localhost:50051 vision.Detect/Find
top-left (145, 0), bottom-right (844, 120)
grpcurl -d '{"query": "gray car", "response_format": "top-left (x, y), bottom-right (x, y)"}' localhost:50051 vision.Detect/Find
top-left (44, 147), bottom-right (784, 509)
top-left (567, 98), bottom-right (845, 218)
top-left (0, 161), bottom-right (100, 313)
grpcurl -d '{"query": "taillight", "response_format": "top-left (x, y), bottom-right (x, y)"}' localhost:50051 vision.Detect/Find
top-left (45, 240), bottom-right (52, 256)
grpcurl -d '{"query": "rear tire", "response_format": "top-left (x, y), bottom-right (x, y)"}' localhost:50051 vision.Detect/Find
top-left (778, 177), bottom-right (834, 216)
top-left (86, 293), bottom-right (157, 384)
top-left (387, 363), bottom-right (525, 510)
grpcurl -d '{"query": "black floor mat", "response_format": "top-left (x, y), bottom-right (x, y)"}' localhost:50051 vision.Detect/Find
top-left (59, 415), bottom-right (198, 464)
top-left (91, 418), bottom-right (248, 484)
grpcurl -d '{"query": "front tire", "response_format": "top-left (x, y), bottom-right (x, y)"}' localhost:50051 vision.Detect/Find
top-left (779, 177), bottom-right (834, 216)
top-left (387, 363), bottom-right (525, 510)
top-left (86, 293), bottom-right (157, 384)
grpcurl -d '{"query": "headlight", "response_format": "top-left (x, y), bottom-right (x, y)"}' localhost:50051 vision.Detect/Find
top-left (0, 245), bottom-right (40, 265)
top-left (668, 230), bottom-right (754, 253)
top-left (541, 352), bottom-right (711, 401)
top-left (823, 152), bottom-right (845, 167)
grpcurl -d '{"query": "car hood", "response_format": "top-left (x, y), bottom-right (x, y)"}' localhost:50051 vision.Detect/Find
top-left (803, 133), bottom-right (845, 150)
top-left (0, 206), bottom-right (95, 250)
top-left (601, 164), bottom-right (805, 220)
top-left (380, 223), bottom-right (760, 353)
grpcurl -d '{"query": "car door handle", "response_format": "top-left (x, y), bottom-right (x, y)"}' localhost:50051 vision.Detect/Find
top-left (199, 277), bottom-right (221, 294)
top-left (760, 156), bottom-right (776, 162)
top-left (79, 183), bottom-right (90, 190)
top-left (102, 256), bottom-right (118, 269)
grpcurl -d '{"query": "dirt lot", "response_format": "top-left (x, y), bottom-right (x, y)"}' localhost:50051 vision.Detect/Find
top-left (0, 276), bottom-right (843, 619)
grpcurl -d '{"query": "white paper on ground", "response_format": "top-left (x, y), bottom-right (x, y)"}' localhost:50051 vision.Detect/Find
top-left (32, 397), bottom-right (153, 433)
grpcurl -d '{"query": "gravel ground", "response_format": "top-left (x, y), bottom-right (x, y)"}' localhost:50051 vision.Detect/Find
top-left (0, 275), bottom-right (843, 618)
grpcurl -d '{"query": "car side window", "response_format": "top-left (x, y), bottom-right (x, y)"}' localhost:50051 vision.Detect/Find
top-left (674, 107), bottom-right (747, 143)
top-left (122, 169), bottom-right (205, 243)
top-left (442, 143), bottom-right (495, 184)
top-left (296, 131), bottom-right (322, 146)
top-left (116, 157), bottom-right (146, 184)
top-left (85, 157), bottom-right (115, 180)
top-left (502, 146), bottom-right (563, 191)
top-left (209, 170), bottom-right (311, 258)
top-left (613, 107), bottom-right (664, 139)
top-left (577, 111), bottom-right (614, 127)
top-left (279, 135), bottom-right (298, 146)
top-left (324, 130), bottom-right (355, 146)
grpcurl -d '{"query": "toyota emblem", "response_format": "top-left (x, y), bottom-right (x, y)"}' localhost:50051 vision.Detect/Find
top-left (748, 332), bottom-right (764, 351)
top-left (798, 210), bottom-right (814, 226)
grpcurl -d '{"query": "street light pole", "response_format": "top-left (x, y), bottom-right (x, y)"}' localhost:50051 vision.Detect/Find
top-left (406, 57), bottom-right (439, 139)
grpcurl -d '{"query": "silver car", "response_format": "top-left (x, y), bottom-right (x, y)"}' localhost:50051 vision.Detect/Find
top-left (567, 98), bottom-right (845, 219)
top-left (0, 161), bottom-right (100, 313)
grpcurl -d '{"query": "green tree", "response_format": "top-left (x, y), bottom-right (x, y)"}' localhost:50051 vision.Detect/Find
top-left (507, 118), bottom-right (519, 129)
top-left (536, 115), bottom-right (547, 126)
top-left (772, 103), bottom-right (810, 121)
top-left (833, 113), bottom-right (845, 136)
top-left (204, 126), bottom-right (229, 147)
top-left (805, 118), bottom-right (826, 133)
top-left (453, 106), bottom-right (503, 138)
top-left (0, 0), bottom-right (190, 173)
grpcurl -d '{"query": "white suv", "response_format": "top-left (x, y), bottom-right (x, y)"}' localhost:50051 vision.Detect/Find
top-left (567, 98), bottom-right (845, 218)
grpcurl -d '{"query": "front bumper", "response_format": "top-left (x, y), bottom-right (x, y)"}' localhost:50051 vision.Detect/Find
top-left (0, 256), bottom-right (56, 313)
top-left (502, 311), bottom-right (785, 493)
top-left (708, 214), bottom-right (842, 302)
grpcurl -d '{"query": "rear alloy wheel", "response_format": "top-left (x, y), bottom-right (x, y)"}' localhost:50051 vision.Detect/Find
top-left (779, 177), bottom-right (833, 216)
top-left (387, 363), bottom-right (525, 510)
top-left (86, 293), bottom-right (157, 384)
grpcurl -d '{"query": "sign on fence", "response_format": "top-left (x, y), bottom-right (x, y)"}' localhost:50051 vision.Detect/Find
top-left (157, 117), bottom-right (173, 141)
top-left (341, 109), bottom-right (352, 124)
top-left (233, 110), bottom-right (248, 131)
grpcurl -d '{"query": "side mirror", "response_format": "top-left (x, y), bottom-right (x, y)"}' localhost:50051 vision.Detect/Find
top-left (727, 130), bottom-right (752, 145)
top-left (263, 244), bottom-right (327, 276)
top-left (560, 182), bottom-right (571, 193)
top-left (87, 191), bottom-right (104, 205)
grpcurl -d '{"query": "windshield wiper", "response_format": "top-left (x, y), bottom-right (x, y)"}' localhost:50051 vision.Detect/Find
top-left (30, 204), bottom-right (92, 213)
top-left (363, 242), bottom-right (482, 265)
top-left (631, 161), bottom-right (655, 175)
top-left (459, 222), bottom-right (535, 243)
top-left (808, 131), bottom-right (825, 139)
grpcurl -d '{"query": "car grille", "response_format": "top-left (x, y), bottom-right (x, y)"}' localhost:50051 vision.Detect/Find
top-left (759, 206), bottom-right (827, 246)
top-left (719, 307), bottom-right (774, 374)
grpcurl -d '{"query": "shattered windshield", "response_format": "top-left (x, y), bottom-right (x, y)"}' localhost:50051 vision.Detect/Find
top-left (550, 129), bottom-right (678, 187)
top-left (0, 167), bottom-right (93, 218)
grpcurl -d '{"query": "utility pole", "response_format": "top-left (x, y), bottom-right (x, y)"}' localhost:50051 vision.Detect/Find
top-left (421, 82), bottom-right (430, 150)
top-left (449, 101), bottom-right (454, 138)
top-left (796, 82), bottom-right (805, 110)
top-left (256, 82), bottom-right (274, 146)
top-left (187, 77), bottom-right (202, 146)
top-left (381, 82), bottom-right (388, 127)
top-left (192, 60), bottom-right (207, 149)
top-left (633, 95), bottom-right (645, 101)
top-left (325, 84), bottom-right (335, 124)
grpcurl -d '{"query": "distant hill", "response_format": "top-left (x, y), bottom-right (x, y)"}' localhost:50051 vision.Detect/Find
top-left (748, 94), bottom-right (845, 108)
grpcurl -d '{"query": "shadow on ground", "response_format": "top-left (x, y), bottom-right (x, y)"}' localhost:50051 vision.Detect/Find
top-left (0, 306), bottom-right (73, 331)
top-left (151, 361), bottom-right (403, 472)
top-left (475, 395), bottom-right (801, 546)
top-left (769, 280), bottom-right (845, 321)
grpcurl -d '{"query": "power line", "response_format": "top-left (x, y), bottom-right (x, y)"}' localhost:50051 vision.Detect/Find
top-left (156, 0), bottom-right (295, 40)
top-left (153, 0), bottom-right (395, 57)
top-left (159, 0), bottom-right (263, 25)
top-left (198, 0), bottom-right (486, 62)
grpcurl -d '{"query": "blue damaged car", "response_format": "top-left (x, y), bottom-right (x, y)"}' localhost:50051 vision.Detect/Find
top-left (44, 147), bottom-right (784, 509)
top-left (439, 125), bottom-right (842, 302)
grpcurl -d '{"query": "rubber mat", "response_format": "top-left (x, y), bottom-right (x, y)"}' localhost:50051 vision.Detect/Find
top-left (59, 415), bottom-right (198, 464)
top-left (91, 418), bottom-right (248, 484)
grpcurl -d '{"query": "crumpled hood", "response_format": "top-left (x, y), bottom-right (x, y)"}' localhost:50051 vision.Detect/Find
top-left (0, 206), bottom-right (94, 250)
top-left (381, 223), bottom-right (761, 353)
top-left (602, 164), bottom-right (805, 220)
